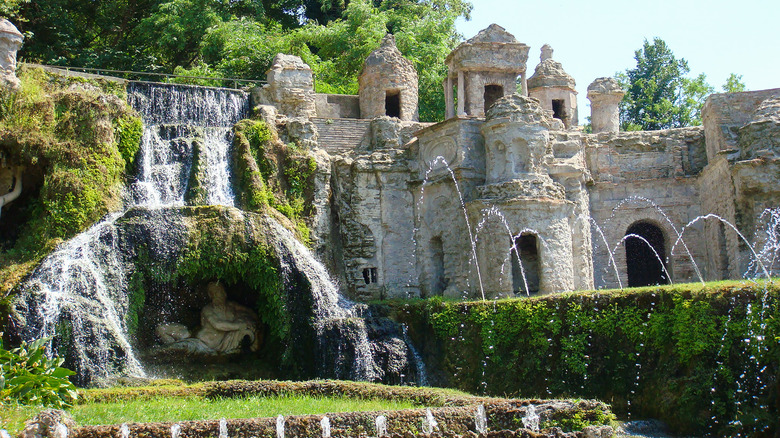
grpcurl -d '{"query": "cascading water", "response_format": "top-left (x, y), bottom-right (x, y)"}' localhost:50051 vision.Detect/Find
top-left (17, 82), bottom-right (247, 383)
top-left (128, 82), bottom-right (247, 207)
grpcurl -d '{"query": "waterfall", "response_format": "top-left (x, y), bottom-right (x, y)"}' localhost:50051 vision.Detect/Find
top-left (18, 82), bottom-right (248, 383)
top-left (128, 82), bottom-right (247, 208)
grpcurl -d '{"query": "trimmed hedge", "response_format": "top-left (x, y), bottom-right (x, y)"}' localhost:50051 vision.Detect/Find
top-left (390, 282), bottom-right (780, 437)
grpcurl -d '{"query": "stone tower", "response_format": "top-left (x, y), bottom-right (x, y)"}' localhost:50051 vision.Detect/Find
top-left (587, 77), bottom-right (625, 133)
top-left (0, 19), bottom-right (24, 90)
top-left (262, 54), bottom-right (316, 118)
top-left (444, 24), bottom-right (530, 118)
top-left (468, 94), bottom-right (588, 296)
top-left (358, 34), bottom-right (418, 121)
top-left (527, 45), bottom-right (578, 129)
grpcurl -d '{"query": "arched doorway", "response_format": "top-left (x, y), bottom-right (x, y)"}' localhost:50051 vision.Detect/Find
top-left (625, 221), bottom-right (669, 287)
top-left (511, 233), bottom-right (540, 294)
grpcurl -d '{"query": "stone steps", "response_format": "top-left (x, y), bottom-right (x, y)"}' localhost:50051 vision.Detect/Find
top-left (312, 117), bottom-right (371, 153)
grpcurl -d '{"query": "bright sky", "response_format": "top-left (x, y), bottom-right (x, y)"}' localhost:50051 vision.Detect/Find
top-left (456, 0), bottom-right (780, 116)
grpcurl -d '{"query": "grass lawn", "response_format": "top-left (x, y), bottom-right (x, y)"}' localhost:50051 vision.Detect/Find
top-left (2, 393), bottom-right (419, 435)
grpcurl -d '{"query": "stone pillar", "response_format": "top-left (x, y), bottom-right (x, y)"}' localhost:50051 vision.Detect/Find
top-left (265, 54), bottom-right (316, 118)
top-left (0, 19), bottom-right (24, 90)
top-left (587, 77), bottom-right (625, 134)
top-left (457, 71), bottom-right (465, 116)
top-left (445, 76), bottom-right (454, 119)
top-left (519, 70), bottom-right (527, 96)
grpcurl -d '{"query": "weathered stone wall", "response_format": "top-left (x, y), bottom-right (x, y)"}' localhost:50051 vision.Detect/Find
top-left (460, 71), bottom-right (521, 117)
top-left (697, 155), bottom-right (741, 280)
top-left (586, 129), bottom-right (706, 288)
top-left (314, 93), bottom-right (360, 119)
top-left (702, 88), bottom-right (780, 161)
top-left (528, 86), bottom-right (578, 128)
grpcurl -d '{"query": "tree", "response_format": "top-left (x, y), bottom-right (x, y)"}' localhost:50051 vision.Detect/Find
top-left (722, 73), bottom-right (747, 93)
top-left (619, 38), bottom-right (713, 131)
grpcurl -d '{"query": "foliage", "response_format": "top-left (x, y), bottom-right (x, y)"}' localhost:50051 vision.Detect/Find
top-left (232, 119), bottom-right (316, 244)
top-left (618, 38), bottom-right (714, 131)
top-left (722, 73), bottom-right (747, 93)
top-left (15, 0), bottom-right (470, 123)
top-left (174, 209), bottom-right (286, 339)
top-left (0, 336), bottom-right (78, 408)
top-left (0, 67), bottom-right (142, 295)
top-left (398, 282), bottom-right (780, 436)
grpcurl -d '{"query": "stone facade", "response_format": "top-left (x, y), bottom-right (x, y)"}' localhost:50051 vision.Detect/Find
top-left (444, 24), bottom-right (530, 119)
top-left (359, 34), bottom-right (418, 121)
top-left (257, 25), bottom-right (780, 300)
top-left (527, 45), bottom-right (578, 129)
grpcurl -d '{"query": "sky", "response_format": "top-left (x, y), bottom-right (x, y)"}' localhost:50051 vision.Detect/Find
top-left (455, 0), bottom-right (780, 116)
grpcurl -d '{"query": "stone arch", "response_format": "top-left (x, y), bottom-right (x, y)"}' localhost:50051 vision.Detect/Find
top-left (511, 233), bottom-right (541, 294)
top-left (625, 220), bottom-right (670, 287)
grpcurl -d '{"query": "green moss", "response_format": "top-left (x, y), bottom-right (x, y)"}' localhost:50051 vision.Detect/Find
top-left (231, 119), bottom-right (316, 245)
top-left (394, 281), bottom-right (780, 436)
top-left (0, 67), bottom-right (142, 295)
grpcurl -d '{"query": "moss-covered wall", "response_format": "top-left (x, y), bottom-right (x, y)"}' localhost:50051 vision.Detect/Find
top-left (389, 282), bottom-right (780, 436)
top-left (0, 66), bottom-right (142, 331)
top-left (232, 119), bottom-right (317, 245)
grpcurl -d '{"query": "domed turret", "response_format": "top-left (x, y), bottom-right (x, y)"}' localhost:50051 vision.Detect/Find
top-left (527, 45), bottom-right (578, 129)
top-left (358, 34), bottom-right (418, 121)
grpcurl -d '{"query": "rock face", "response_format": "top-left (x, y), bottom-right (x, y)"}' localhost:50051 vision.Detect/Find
top-left (587, 77), bottom-right (625, 134)
top-left (0, 19), bottom-right (23, 90)
top-left (359, 34), bottom-right (418, 121)
top-left (527, 45), bottom-right (578, 128)
top-left (738, 96), bottom-right (780, 159)
top-left (19, 410), bottom-right (76, 438)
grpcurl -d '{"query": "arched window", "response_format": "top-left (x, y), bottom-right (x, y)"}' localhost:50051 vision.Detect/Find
top-left (511, 233), bottom-right (540, 294)
top-left (625, 221), bottom-right (669, 287)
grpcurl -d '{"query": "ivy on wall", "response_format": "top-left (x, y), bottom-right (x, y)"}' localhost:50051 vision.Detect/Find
top-left (397, 282), bottom-right (780, 436)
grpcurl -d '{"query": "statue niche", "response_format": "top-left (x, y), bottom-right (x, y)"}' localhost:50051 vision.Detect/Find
top-left (155, 282), bottom-right (261, 354)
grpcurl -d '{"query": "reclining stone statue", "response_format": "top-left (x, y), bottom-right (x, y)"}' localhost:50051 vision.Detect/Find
top-left (155, 282), bottom-right (261, 354)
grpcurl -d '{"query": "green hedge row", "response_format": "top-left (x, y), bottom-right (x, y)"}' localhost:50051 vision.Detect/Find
top-left (392, 282), bottom-right (780, 436)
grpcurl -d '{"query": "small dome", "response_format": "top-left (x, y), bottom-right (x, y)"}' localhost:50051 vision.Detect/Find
top-left (527, 45), bottom-right (575, 90)
top-left (587, 77), bottom-right (625, 97)
top-left (362, 34), bottom-right (415, 71)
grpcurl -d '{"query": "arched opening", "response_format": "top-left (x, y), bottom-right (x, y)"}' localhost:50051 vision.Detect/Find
top-left (429, 236), bottom-right (447, 295)
top-left (484, 85), bottom-right (503, 113)
top-left (385, 90), bottom-right (401, 118)
top-left (511, 233), bottom-right (540, 294)
top-left (625, 221), bottom-right (669, 287)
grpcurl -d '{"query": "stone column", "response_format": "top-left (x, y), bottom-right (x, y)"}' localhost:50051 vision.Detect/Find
top-left (587, 77), bottom-right (625, 134)
top-left (457, 70), bottom-right (465, 116)
top-left (0, 19), bottom-right (24, 90)
top-left (445, 76), bottom-right (454, 119)
top-left (519, 70), bottom-right (527, 96)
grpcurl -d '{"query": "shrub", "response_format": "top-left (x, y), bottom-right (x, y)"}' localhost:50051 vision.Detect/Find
top-left (0, 336), bottom-right (79, 408)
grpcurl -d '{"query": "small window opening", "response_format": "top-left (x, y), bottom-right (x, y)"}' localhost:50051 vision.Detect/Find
top-left (552, 99), bottom-right (566, 121)
top-left (484, 85), bottom-right (503, 113)
top-left (625, 221), bottom-right (669, 287)
top-left (511, 234), bottom-right (541, 295)
top-left (362, 267), bottom-right (378, 285)
top-left (385, 90), bottom-right (401, 118)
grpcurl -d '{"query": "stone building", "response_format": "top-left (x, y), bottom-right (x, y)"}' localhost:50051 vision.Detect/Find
top-left (254, 24), bottom-right (780, 300)
top-left (359, 34), bottom-right (418, 121)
